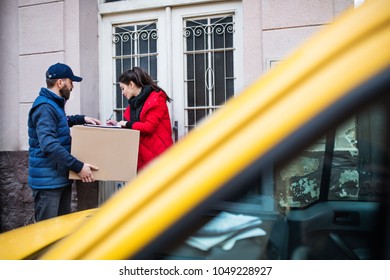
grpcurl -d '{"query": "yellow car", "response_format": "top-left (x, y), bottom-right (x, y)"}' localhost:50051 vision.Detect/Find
top-left (1, 0), bottom-right (389, 260)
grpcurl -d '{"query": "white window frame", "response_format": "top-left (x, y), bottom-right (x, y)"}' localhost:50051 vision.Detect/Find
top-left (99, 9), bottom-right (168, 122)
top-left (171, 1), bottom-right (244, 139)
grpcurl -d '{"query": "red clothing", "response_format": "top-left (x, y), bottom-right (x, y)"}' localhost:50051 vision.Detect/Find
top-left (124, 90), bottom-right (173, 171)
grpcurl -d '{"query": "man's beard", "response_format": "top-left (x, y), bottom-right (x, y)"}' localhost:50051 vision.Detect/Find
top-left (59, 85), bottom-right (71, 100)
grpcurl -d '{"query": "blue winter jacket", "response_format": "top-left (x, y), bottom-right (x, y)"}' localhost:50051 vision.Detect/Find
top-left (28, 87), bottom-right (85, 189)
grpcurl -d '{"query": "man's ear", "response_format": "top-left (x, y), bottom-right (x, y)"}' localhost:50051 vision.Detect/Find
top-left (56, 79), bottom-right (64, 88)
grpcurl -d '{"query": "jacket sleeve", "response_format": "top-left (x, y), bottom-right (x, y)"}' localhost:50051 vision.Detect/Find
top-left (67, 115), bottom-right (86, 127)
top-left (32, 104), bottom-right (84, 173)
top-left (131, 94), bottom-right (167, 134)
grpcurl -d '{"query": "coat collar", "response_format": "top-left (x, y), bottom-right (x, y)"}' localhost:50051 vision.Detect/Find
top-left (39, 87), bottom-right (66, 108)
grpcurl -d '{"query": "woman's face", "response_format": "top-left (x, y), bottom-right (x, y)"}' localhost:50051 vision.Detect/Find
top-left (120, 81), bottom-right (141, 99)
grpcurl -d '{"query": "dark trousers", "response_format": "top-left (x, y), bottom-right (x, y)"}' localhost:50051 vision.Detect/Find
top-left (32, 185), bottom-right (72, 222)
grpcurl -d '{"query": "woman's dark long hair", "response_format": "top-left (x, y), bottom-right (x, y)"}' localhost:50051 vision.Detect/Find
top-left (119, 67), bottom-right (172, 102)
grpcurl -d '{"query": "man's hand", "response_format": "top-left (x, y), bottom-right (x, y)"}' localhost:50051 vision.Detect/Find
top-left (84, 116), bottom-right (103, 125)
top-left (77, 163), bottom-right (99, 183)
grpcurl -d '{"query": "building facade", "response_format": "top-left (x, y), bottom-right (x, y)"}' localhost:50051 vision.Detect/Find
top-left (0, 0), bottom-right (354, 232)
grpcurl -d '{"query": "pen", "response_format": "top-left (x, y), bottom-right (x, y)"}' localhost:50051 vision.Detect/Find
top-left (107, 113), bottom-right (114, 122)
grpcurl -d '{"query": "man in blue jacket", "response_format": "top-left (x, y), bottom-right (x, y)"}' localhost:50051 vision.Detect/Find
top-left (28, 63), bottom-right (102, 222)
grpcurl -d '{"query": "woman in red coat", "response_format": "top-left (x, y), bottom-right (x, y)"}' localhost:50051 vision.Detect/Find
top-left (107, 67), bottom-right (173, 171)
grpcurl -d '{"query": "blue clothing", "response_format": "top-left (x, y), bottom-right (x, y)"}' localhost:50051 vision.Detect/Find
top-left (28, 87), bottom-right (85, 190)
top-left (32, 186), bottom-right (72, 221)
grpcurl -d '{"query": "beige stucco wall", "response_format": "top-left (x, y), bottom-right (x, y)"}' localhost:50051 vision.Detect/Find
top-left (79, 0), bottom-right (100, 119)
top-left (262, 0), bottom-right (352, 60)
top-left (18, 0), bottom-right (80, 151)
top-left (0, 0), bottom-right (99, 152)
top-left (0, 0), bottom-right (19, 151)
top-left (243, 0), bottom-right (353, 86)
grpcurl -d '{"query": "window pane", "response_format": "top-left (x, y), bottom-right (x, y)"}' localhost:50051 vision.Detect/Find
top-left (112, 21), bottom-right (158, 118)
top-left (183, 14), bottom-right (235, 133)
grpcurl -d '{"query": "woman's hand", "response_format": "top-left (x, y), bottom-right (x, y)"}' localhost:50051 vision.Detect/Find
top-left (106, 120), bottom-right (127, 127)
top-left (106, 119), bottom-right (118, 126)
top-left (117, 121), bottom-right (127, 127)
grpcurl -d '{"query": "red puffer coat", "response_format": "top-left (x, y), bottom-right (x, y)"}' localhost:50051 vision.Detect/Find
top-left (124, 90), bottom-right (173, 171)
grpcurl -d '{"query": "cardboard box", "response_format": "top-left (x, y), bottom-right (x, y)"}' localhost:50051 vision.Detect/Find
top-left (69, 125), bottom-right (140, 181)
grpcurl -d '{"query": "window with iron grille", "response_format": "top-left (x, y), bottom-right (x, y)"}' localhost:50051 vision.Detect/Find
top-left (112, 21), bottom-right (158, 120)
top-left (183, 13), bottom-right (235, 132)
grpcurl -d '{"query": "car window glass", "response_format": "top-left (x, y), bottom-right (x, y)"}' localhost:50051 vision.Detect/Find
top-left (158, 94), bottom-right (389, 260)
top-left (329, 103), bottom-right (386, 202)
top-left (275, 141), bottom-right (325, 209)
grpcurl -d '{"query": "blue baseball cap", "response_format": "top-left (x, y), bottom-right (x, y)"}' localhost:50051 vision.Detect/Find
top-left (46, 63), bottom-right (83, 82)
